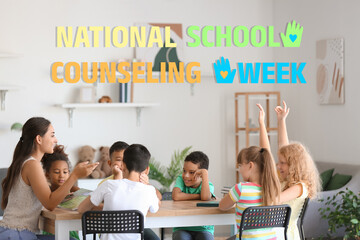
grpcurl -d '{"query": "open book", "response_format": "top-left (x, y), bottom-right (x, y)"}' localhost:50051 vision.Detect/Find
top-left (58, 188), bottom-right (92, 211)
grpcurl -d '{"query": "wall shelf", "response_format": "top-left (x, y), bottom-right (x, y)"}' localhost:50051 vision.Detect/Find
top-left (0, 85), bottom-right (22, 111)
top-left (234, 91), bottom-right (280, 182)
top-left (57, 103), bottom-right (160, 127)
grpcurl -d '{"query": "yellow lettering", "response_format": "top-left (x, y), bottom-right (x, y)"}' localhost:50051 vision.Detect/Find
top-left (133, 62), bottom-right (145, 83)
top-left (112, 26), bottom-right (128, 48)
top-left (169, 62), bottom-right (184, 83)
top-left (82, 62), bottom-right (98, 83)
top-left (148, 27), bottom-right (163, 48)
top-left (160, 62), bottom-right (166, 83)
top-left (186, 62), bottom-right (201, 83)
top-left (146, 63), bottom-right (158, 83)
top-left (117, 62), bottom-right (131, 83)
top-left (100, 62), bottom-right (116, 83)
top-left (130, 26), bottom-right (146, 48)
top-left (51, 62), bottom-right (64, 83)
top-left (56, 26), bottom-right (73, 48)
top-left (105, 27), bottom-right (111, 47)
top-left (74, 27), bottom-right (90, 48)
top-left (89, 26), bottom-right (103, 47)
top-left (165, 26), bottom-right (176, 47)
top-left (65, 62), bottom-right (80, 83)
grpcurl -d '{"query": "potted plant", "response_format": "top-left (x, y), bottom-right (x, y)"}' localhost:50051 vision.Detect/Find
top-left (319, 188), bottom-right (360, 239)
top-left (148, 146), bottom-right (191, 193)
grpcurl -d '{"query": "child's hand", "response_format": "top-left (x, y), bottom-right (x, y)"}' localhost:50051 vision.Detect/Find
top-left (112, 165), bottom-right (123, 180)
top-left (140, 173), bottom-right (149, 185)
top-left (73, 161), bottom-right (99, 179)
top-left (274, 100), bottom-right (290, 121)
top-left (256, 103), bottom-right (265, 125)
top-left (195, 169), bottom-right (208, 180)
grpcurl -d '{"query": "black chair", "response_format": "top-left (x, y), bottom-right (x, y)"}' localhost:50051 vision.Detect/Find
top-left (298, 197), bottom-right (310, 240)
top-left (82, 210), bottom-right (144, 240)
top-left (239, 205), bottom-right (292, 240)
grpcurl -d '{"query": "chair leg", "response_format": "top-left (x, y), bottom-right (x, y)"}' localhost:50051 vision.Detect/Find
top-left (161, 228), bottom-right (164, 240)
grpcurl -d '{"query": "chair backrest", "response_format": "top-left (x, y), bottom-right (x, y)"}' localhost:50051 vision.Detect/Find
top-left (0, 168), bottom-right (8, 216)
top-left (298, 197), bottom-right (310, 240)
top-left (239, 205), bottom-right (292, 240)
top-left (82, 210), bottom-right (144, 240)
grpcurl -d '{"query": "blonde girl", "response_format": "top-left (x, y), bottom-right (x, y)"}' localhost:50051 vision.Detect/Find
top-left (219, 145), bottom-right (281, 239)
top-left (0, 117), bottom-right (98, 240)
top-left (258, 102), bottom-right (321, 240)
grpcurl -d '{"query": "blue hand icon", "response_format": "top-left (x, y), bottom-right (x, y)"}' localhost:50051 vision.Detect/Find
top-left (213, 57), bottom-right (236, 83)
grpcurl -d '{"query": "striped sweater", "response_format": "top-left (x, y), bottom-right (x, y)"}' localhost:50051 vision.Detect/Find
top-left (229, 182), bottom-right (277, 240)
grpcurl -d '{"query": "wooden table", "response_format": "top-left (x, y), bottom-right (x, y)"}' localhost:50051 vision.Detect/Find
top-left (41, 200), bottom-right (235, 240)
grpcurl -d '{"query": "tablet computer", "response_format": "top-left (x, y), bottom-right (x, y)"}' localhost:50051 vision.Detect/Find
top-left (196, 201), bottom-right (219, 207)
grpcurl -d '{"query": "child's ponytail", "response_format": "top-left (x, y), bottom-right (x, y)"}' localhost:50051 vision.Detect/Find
top-left (259, 148), bottom-right (281, 206)
top-left (238, 146), bottom-right (281, 206)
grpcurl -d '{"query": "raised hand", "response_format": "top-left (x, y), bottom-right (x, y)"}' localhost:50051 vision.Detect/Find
top-left (256, 103), bottom-right (266, 125)
top-left (281, 20), bottom-right (303, 47)
top-left (112, 165), bottom-right (123, 180)
top-left (139, 172), bottom-right (149, 185)
top-left (213, 57), bottom-right (236, 83)
top-left (73, 161), bottom-right (99, 179)
top-left (274, 100), bottom-right (290, 121)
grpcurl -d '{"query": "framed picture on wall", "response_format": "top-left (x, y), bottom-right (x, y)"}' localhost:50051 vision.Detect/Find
top-left (79, 86), bottom-right (96, 103)
top-left (135, 23), bottom-right (184, 72)
top-left (316, 38), bottom-right (345, 104)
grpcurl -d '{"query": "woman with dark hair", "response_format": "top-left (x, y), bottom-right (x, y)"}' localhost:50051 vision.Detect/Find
top-left (0, 117), bottom-right (98, 239)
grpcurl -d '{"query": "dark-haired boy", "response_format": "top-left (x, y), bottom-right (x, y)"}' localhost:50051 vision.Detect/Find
top-left (79, 144), bottom-right (160, 240)
top-left (172, 151), bottom-right (215, 240)
top-left (98, 141), bottom-right (129, 185)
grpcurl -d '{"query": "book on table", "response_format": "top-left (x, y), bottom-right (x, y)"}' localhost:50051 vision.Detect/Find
top-left (58, 188), bottom-right (92, 211)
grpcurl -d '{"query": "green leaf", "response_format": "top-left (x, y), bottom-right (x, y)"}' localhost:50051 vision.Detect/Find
top-left (351, 219), bottom-right (359, 224)
top-left (10, 122), bottom-right (23, 131)
top-left (148, 146), bottom-right (192, 192)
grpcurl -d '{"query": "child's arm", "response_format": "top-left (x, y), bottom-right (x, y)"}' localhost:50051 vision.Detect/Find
top-left (140, 173), bottom-right (162, 201)
top-left (112, 165), bottom-right (123, 180)
top-left (279, 183), bottom-right (303, 203)
top-left (77, 196), bottom-right (95, 213)
top-left (257, 104), bottom-right (271, 151)
top-left (219, 193), bottom-right (235, 211)
top-left (172, 188), bottom-right (200, 201)
top-left (24, 160), bottom-right (98, 211)
top-left (70, 186), bottom-right (80, 192)
top-left (197, 169), bottom-right (212, 201)
top-left (275, 101), bottom-right (290, 148)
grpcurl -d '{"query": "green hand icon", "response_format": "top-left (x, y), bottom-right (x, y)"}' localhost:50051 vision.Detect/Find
top-left (281, 20), bottom-right (303, 47)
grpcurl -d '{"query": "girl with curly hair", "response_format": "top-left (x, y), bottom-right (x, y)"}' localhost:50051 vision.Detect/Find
top-left (257, 102), bottom-right (321, 240)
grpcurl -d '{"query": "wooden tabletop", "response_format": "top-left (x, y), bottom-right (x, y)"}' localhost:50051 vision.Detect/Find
top-left (41, 200), bottom-right (235, 220)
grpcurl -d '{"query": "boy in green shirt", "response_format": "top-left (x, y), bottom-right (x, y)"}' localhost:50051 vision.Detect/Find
top-left (172, 151), bottom-right (215, 240)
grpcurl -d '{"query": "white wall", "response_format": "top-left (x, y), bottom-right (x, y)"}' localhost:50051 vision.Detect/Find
top-left (0, 0), bottom-right (277, 196)
top-left (273, 0), bottom-right (360, 165)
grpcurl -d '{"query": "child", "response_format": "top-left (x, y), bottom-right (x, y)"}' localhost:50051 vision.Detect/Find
top-left (98, 141), bottom-right (130, 185)
top-left (0, 117), bottom-right (98, 240)
top-left (219, 146), bottom-right (281, 240)
top-left (258, 102), bottom-right (321, 240)
top-left (172, 151), bottom-right (215, 240)
top-left (41, 144), bottom-right (80, 240)
top-left (98, 141), bottom-right (161, 240)
top-left (42, 145), bottom-right (79, 192)
top-left (78, 144), bottom-right (160, 240)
